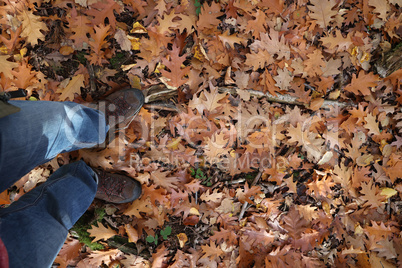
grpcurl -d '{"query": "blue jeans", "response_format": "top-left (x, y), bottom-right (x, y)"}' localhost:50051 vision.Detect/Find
top-left (0, 100), bottom-right (108, 267)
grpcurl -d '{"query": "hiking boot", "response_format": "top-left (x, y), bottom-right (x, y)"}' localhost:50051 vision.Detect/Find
top-left (101, 88), bottom-right (144, 129)
top-left (93, 168), bottom-right (142, 204)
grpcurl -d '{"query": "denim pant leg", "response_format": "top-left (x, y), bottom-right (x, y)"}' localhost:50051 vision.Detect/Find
top-left (0, 161), bottom-right (97, 268)
top-left (0, 100), bottom-right (108, 193)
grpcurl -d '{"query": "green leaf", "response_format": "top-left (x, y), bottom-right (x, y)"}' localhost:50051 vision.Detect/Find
top-left (146, 235), bottom-right (155, 243)
top-left (160, 226), bottom-right (172, 239)
top-left (154, 234), bottom-right (158, 245)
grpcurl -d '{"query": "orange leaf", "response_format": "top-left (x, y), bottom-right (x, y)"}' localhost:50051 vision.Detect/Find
top-left (56, 74), bottom-right (85, 101)
top-left (88, 223), bottom-right (117, 242)
top-left (125, 224), bottom-right (139, 243)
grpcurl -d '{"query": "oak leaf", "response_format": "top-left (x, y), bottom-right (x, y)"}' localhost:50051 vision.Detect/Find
top-left (218, 30), bottom-right (246, 49)
top-left (344, 70), bottom-right (379, 96)
top-left (142, 184), bottom-right (169, 205)
top-left (373, 239), bottom-right (397, 260)
top-left (88, 223), bottom-right (117, 242)
top-left (236, 183), bottom-right (262, 204)
top-left (150, 169), bottom-right (180, 191)
top-left (200, 189), bottom-right (224, 204)
top-left (161, 44), bottom-right (190, 88)
top-left (151, 245), bottom-right (169, 268)
top-left (67, 8), bottom-right (92, 47)
top-left (18, 9), bottom-right (48, 45)
top-left (56, 74), bottom-right (85, 101)
top-left (364, 221), bottom-right (398, 241)
top-left (360, 181), bottom-right (386, 208)
top-left (274, 67), bottom-right (293, 90)
top-left (257, 0), bottom-right (284, 15)
top-left (243, 228), bottom-right (276, 247)
top-left (303, 50), bottom-right (325, 77)
top-left (0, 26), bottom-right (22, 52)
top-left (0, 55), bottom-right (19, 79)
top-left (87, 24), bottom-right (111, 65)
top-left (250, 31), bottom-right (290, 60)
top-left (320, 30), bottom-right (353, 52)
top-left (308, 0), bottom-right (337, 29)
top-left (10, 62), bottom-right (38, 89)
top-left (245, 9), bottom-right (267, 38)
top-left (125, 198), bottom-right (153, 218)
top-left (77, 249), bottom-right (122, 268)
top-left (283, 206), bottom-right (307, 239)
top-left (86, 0), bottom-right (121, 28)
top-left (245, 50), bottom-right (272, 71)
top-left (201, 241), bottom-right (224, 260)
top-left (368, 0), bottom-right (391, 20)
top-left (156, 11), bottom-right (181, 34)
top-left (54, 238), bottom-right (82, 268)
top-left (196, 1), bottom-right (223, 31)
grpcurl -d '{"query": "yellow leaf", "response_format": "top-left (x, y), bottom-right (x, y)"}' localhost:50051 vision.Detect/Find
top-left (88, 223), bottom-right (117, 242)
top-left (189, 207), bottom-right (200, 216)
top-left (177, 233), bottom-right (188, 248)
top-left (56, 74), bottom-right (85, 101)
top-left (20, 48), bottom-right (27, 57)
top-left (154, 62), bottom-right (165, 74)
top-left (130, 22), bottom-right (147, 34)
top-left (380, 188), bottom-right (398, 199)
top-left (128, 36), bottom-right (140, 50)
top-left (166, 137), bottom-right (182, 150)
top-left (0, 46), bottom-right (7, 54)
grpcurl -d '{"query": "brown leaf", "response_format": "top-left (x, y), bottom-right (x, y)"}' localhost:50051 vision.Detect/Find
top-left (150, 170), bottom-right (180, 191)
top-left (54, 238), bottom-right (82, 268)
top-left (308, 0), bottom-right (338, 29)
top-left (344, 70), bottom-right (379, 96)
top-left (201, 241), bottom-right (224, 260)
top-left (161, 44), bottom-right (190, 88)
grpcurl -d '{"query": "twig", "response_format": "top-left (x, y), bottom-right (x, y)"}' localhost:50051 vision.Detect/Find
top-left (143, 84), bottom-right (356, 109)
top-left (143, 103), bottom-right (180, 112)
top-left (238, 170), bottom-right (263, 222)
top-left (218, 86), bottom-right (356, 109)
top-left (87, 63), bottom-right (97, 93)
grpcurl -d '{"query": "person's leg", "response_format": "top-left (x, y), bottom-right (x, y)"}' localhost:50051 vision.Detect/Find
top-left (0, 161), bottom-right (97, 268)
top-left (0, 100), bottom-right (108, 193)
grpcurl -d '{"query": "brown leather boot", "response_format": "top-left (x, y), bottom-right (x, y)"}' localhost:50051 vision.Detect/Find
top-left (93, 168), bottom-right (142, 203)
top-left (100, 88), bottom-right (144, 129)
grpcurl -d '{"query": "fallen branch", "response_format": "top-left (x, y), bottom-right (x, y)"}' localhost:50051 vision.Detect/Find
top-left (375, 43), bottom-right (402, 78)
top-left (143, 84), bottom-right (356, 109)
top-left (218, 86), bottom-right (356, 109)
